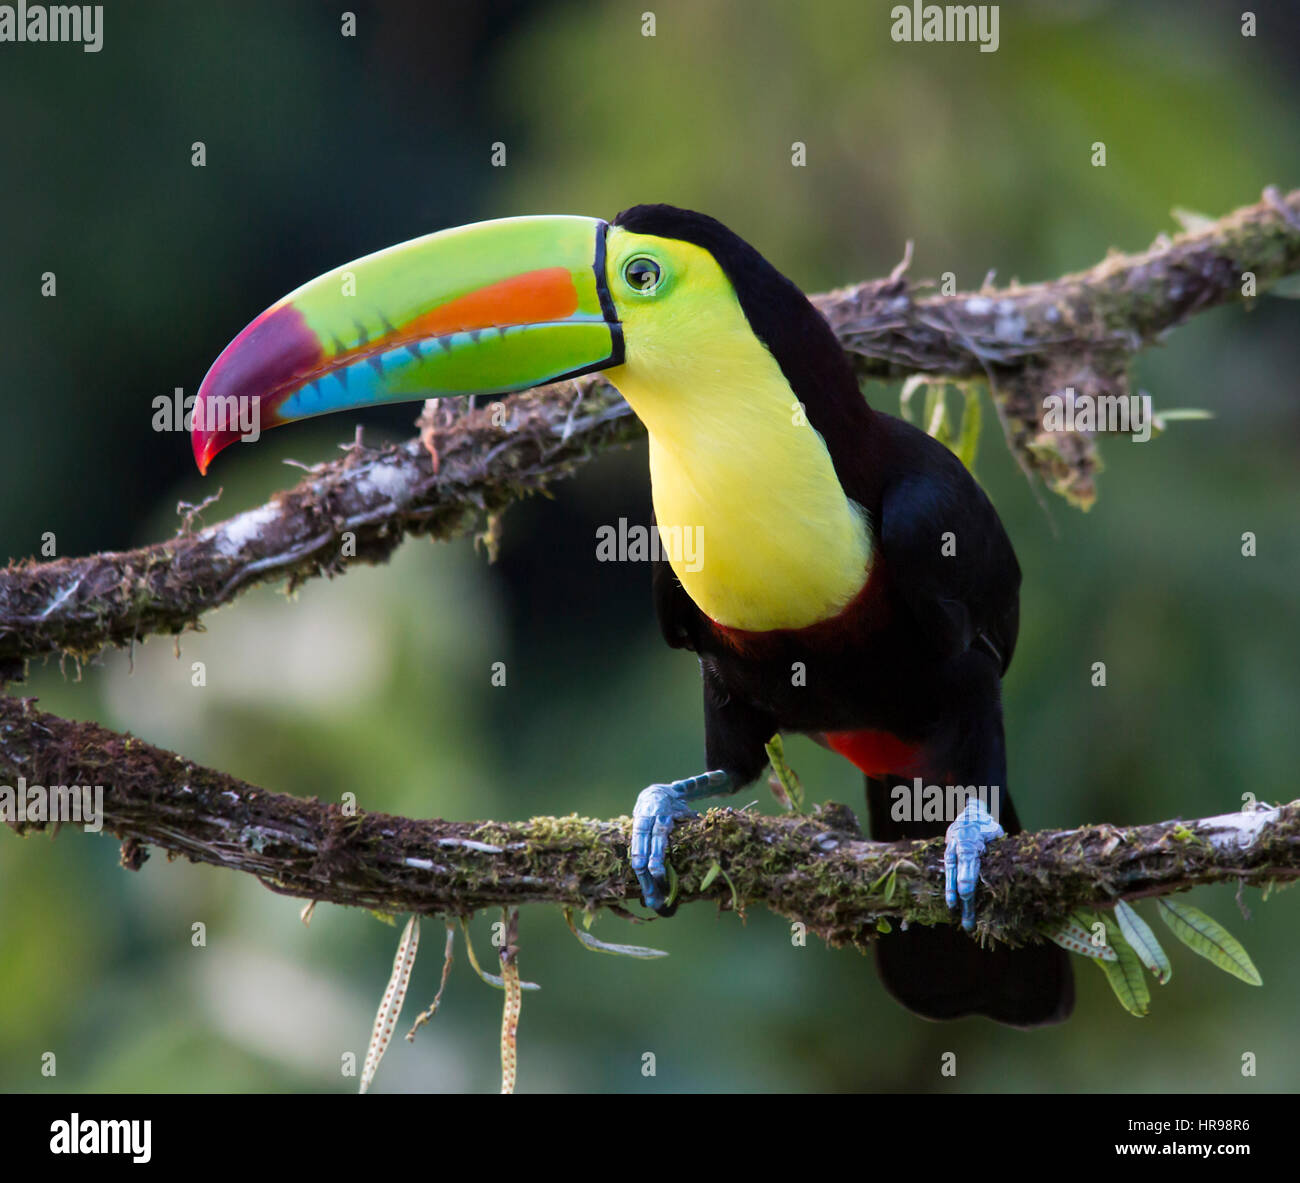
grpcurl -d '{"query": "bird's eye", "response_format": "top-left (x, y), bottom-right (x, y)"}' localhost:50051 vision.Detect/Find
top-left (623, 256), bottom-right (662, 293)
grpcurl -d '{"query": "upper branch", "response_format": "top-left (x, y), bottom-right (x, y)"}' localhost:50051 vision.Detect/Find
top-left (2, 188), bottom-right (1297, 666)
top-left (817, 185), bottom-right (1300, 375)
top-left (3, 696), bottom-right (1297, 947)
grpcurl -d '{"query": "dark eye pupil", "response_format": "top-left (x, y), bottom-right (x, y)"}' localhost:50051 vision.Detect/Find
top-left (626, 258), bottom-right (660, 290)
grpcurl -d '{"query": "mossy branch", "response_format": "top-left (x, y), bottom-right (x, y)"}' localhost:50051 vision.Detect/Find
top-left (3, 695), bottom-right (1296, 949)
top-left (1, 188), bottom-right (1297, 668)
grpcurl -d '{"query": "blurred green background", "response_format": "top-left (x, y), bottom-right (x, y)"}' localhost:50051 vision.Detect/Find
top-left (2, 0), bottom-right (1298, 1093)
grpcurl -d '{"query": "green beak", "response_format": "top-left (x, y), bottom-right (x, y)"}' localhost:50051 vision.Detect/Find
top-left (192, 215), bottom-right (621, 473)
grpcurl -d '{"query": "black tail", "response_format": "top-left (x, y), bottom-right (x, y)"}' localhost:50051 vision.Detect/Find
top-left (865, 777), bottom-right (1074, 1028)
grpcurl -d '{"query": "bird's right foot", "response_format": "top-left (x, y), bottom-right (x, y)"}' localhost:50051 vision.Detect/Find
top-left (944, 797), bottom-right (1005, 931)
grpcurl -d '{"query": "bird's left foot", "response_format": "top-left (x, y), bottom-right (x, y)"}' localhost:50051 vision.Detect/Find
top-left (630, 770), bottom-right (731, 913)
top-left (944, 798), bottom-right (1005, 931)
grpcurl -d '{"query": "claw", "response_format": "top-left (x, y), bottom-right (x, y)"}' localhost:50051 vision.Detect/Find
top-left (629, 771), bottom-right (731, 912)
top-left (944, 798), bottom-right (1004, 931)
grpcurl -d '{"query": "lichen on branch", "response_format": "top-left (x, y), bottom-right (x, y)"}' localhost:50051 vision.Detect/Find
top-left (3, 695), bottom-right (1296, 950)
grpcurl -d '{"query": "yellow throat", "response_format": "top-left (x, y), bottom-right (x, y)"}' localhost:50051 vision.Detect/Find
top-left (604, 232), bottom-right (872, 632)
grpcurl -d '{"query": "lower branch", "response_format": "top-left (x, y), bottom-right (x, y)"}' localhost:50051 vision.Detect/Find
top-left (3, 696), bottom-right (1297, 949)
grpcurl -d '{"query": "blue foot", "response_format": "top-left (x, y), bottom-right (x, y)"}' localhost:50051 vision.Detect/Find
top-left (944, 798), bottom-right (1005, 931)
top-left (630, 771), bottom-right (731, 912)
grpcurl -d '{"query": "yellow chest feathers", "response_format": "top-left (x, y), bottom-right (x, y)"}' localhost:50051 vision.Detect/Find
top-left (608, 340), bottom-right (871, 632)
top-left (603, 230), bottom-right (872, 632)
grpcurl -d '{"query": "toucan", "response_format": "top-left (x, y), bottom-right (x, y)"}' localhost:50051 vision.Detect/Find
top-left (191, 205), bottom-right (1074, 1027)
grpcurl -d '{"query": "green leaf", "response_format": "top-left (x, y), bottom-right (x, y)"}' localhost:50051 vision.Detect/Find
top-left (765, 734), bottom-right (805, 814)
top-left (923, 383), bottom-right (948, 443)
top-left (899, 374), bottom-right (928, 424)
top-left (1157, 900), bottom-right (1262, 986)
top-left (664, 862), bottom-right (681, 909)
top-left (1045, 912), bottom-right (1146, 1014)
top-left (459, 918), bottom-right (542, 991)
top-left (720, 864), bottom-right (740, 913)
top-left (1115, 901), bottom-right (1172, 985)
top-left (1042, 911), bottom-right (1117, 961)
top-left (1095, 918), bottom-right (1151, 1017)
top-left (954, 383), bottom-right (983, 471)
top-left (562, 908), bottom-right (667, 959)
top-left (699, 860), bottom-right (722, 891)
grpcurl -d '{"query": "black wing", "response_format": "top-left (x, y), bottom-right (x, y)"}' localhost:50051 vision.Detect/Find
top-left (875, 416), bottom-right (1021, 675)
top-left (651, 533), bottom-right (702, 652)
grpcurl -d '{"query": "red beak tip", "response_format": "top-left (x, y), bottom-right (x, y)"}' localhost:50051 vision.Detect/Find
top-left (192, 432), bottom-right (215, 475)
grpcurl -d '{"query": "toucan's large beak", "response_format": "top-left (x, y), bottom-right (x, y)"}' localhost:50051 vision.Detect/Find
top-left (191, 215), bottom-right (621, 473)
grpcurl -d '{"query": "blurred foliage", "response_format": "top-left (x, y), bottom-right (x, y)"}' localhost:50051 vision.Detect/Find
top-left (2, 0), bottom-right (1299, 1093)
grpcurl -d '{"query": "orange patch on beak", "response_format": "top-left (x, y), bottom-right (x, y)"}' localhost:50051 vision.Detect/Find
top-left (401, 267), bottom-right (580, 340)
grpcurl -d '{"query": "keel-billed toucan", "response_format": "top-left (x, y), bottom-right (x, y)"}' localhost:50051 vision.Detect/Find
top-left (192, 205), bottom-right (1074, 1027)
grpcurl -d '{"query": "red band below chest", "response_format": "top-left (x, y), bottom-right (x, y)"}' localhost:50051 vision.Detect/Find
top-left (824, 728), bottom-right (923, 778)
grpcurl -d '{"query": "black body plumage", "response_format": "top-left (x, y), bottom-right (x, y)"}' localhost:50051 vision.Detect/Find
top-left (617, 204), bottom-right (1074, 1026)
